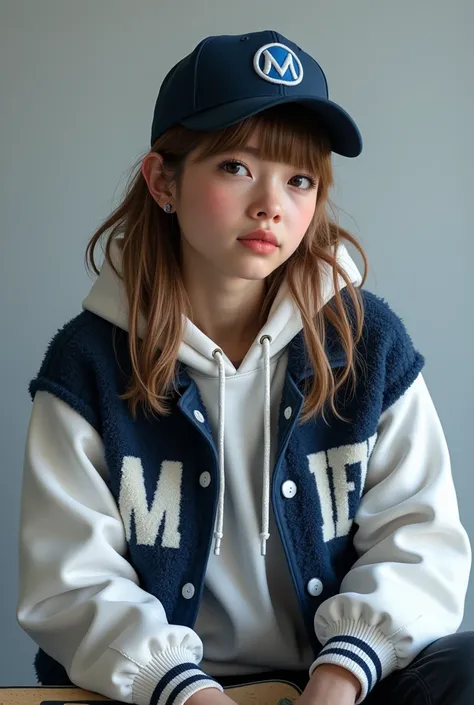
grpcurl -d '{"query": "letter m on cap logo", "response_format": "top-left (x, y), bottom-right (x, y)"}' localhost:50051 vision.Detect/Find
top-left (253, 42), bottom-right (303, 86)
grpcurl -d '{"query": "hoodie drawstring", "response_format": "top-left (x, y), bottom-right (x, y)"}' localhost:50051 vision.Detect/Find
top-left (260, 335), bottom-right (272, 556)
top-left (212, 348), bottom-right (226, 556)
top-left (212, 336), bottom-right (272, 557)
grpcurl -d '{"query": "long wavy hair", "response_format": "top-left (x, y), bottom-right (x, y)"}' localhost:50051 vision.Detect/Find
top-left (86, 104), bottom-right (367, 423)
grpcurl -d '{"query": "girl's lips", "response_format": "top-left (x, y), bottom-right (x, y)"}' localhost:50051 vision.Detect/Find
top-left (238, 228), bottom-right (279, 247)
top-left (238, 239), bottom-right (278, 254)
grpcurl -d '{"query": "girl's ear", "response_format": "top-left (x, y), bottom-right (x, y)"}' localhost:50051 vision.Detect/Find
top-left (141, 152), bottom-right (176, 211)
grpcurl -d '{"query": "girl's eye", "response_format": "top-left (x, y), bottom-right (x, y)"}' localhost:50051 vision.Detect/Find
top-left (219, 160), bottom-right (250, 176)
top-left (289, 174), bottom-right (317, 190)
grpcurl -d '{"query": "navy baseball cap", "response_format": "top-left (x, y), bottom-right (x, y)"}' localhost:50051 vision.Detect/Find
top-left (150, 30), bottom-right (362, 157)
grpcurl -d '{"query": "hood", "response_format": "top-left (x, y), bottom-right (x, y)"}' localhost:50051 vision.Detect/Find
top-left (82, 239), bottom-right (362, 375)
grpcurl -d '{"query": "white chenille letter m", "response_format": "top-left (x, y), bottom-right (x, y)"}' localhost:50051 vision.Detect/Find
top-left (119, 457), bottom-right (183, 548)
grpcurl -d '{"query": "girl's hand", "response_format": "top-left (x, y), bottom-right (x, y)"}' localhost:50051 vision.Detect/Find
top-left (296, 664), bottom-right (360, 705)
top-left (187, 687), bottom-right (238, 705)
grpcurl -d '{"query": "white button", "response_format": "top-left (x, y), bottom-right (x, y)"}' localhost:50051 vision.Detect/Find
top-left (284, 406), bottom-right (292, 420)
top-left (194, 410), bottom-right (205, 423)
top-left (199, 471), bottom-right (211, 488)
top-left (182, 583), bottom-right (195, 599)
top-left (307, 578), bottom-right (323, 597)
top-left (281, 480), bottom-right (297, 499)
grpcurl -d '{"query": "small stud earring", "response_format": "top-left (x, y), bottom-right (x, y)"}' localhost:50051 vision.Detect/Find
top-left (164, 203), bottom-right (173, 214)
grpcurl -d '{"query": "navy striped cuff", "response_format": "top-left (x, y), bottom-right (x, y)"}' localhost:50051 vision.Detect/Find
top-left (132, 648), bottom-right (223, 705)
top-left (311, 622), bottom-right (397, 703)
top-left (150, 663), bottom-right (219, 705)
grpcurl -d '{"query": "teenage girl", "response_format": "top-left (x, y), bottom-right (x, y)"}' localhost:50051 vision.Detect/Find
top-left (17, 29), bottom-right (472, 705)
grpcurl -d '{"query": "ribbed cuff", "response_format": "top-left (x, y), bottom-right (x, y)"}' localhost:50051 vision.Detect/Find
top-left (132, 647), bottom-right (223, 705)
top-left (311, 619), bottom-right (398, 703)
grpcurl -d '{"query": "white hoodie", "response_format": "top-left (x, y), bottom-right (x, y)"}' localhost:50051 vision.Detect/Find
top-left (17, 242), bottom-right (471, 704)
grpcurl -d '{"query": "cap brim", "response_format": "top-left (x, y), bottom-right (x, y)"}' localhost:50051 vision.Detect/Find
top-left (181, 95), bottom-right (362, 158)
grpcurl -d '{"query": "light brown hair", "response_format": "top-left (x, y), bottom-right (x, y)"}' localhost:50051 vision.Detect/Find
top-left (86, 104), bottom-right (367, 423)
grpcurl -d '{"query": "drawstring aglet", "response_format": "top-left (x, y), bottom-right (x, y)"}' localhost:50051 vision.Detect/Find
top-left (214, 532), bottom-right (223, 556)
top-left (260, 533), bottom-right (270, 557)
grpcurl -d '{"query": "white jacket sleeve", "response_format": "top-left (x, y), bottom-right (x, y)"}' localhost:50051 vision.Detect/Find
top-left (17, 391), bottom-right (222, 705)
top-left (311, 373), bottom-right (471, 702)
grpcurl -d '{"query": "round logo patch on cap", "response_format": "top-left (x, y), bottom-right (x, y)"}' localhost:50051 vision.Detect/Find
top-left (253, 42), bottom-right (303, 86)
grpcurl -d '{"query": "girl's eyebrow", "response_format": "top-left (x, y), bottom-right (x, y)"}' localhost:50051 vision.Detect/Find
top-left (238, 146), bottom-right (261, 157)
top-left (215, 145), bottom-right (313, 173)
top-left (216, 145), bottom-right (261, 157)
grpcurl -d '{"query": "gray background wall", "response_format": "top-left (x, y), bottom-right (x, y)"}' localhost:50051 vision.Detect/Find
top-left (1, 0), bottom-right (473, 686)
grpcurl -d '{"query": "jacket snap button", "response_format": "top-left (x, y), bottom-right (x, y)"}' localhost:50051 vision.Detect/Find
top-left (199, 472), bottom-right (211, 488)
top-left (281, 480), bottom-right (297, 498)
top-left (182, 583), bottom-right (195, 599)
top-left (194, 410), bottom-right (205, 423)
top-left (307, 578), bottom-right (323, 597)
top-left (284, 406), bottom-right (292, 420)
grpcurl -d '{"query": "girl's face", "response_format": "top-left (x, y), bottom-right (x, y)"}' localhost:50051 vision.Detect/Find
top-left (173, 130), bottom-right (319, 282)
